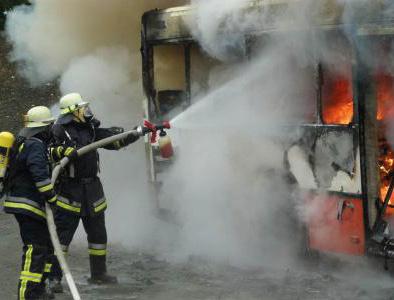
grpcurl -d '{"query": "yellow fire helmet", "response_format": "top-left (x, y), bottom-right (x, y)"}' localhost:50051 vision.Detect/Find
top-left (24, 106), bottom-right (55, 128)
top-left (59, 93), bottom-right (89, 115)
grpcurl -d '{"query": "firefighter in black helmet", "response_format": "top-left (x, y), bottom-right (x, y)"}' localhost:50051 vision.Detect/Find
top-left (3, 106), bottom-right (76, 300)
top-left (48, 93), bottom-right (144, 291)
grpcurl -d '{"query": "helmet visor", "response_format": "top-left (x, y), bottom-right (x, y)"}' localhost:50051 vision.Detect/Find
top-left (75, 103), bottom-right (94, 122)
top-left (81, 104), bottom-right (94, 120)
top-left (60, 100), bottom-right (89, 115)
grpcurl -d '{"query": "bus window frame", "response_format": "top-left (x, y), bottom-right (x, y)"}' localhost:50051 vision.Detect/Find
top-left (246, 29), bottom-right (357, 127)
top-left (141, 40), bottom-right (192, 121)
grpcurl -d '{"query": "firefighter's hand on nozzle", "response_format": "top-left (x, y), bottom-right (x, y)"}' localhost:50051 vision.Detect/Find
top-left (135, 126), bottom-right (151, 136)
top-left (64, 147), bottom-right (78, 161)
top-left (109, 126), bottom-right (125, 135)
top-left (51, 145), bottom-right (77, 162)
top-left (120, 132), bottom-right (140, 147)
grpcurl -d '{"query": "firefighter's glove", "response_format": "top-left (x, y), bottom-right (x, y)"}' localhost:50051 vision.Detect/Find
top-left (120, 133), bottom-right (139, 147)
top-left (50, 146), bottom-right (64, 162)
top-left (64, 147), bottom-right (78, 161)
top-left (50, 146), bottom-right (77, 162)
top-left (109, 127), bottom-right (125, 135)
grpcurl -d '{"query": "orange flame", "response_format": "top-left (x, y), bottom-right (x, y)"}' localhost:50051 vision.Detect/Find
top-left (322, 73), bottom-right (354, 125)
top-left (376, 72), bottom-right (394, 206)
top-left (378, 144), bottom-right (394, 206)
top-left (376, 73), bottom-right (394, 121)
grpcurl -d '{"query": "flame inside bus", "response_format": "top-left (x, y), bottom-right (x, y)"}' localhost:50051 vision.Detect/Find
top-left (322, 67), bottom-right (354, 125)
top-left (376, 72), bottom-right (394, 208)
top-left (320, 65), bottom-right (394, 209)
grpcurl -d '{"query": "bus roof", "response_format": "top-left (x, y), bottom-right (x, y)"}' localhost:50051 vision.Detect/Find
top-left (142, 1), bottom-right (394, 44)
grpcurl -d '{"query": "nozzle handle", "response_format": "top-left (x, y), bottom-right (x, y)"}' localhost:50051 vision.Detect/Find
top-left (143, 120), bottom-right (171, 143)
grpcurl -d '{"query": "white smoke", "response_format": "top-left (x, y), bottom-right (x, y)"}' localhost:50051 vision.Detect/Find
top-left (157, 0), bottom-right (380, 267)
top-left (6, 0), bottom-right (394, 273)
top-left (154, 0), bottom-right (324, 267)
top-left (5, 0), bottom-right (187, 251)
top-left (6, 0), bottom-right (186, 84)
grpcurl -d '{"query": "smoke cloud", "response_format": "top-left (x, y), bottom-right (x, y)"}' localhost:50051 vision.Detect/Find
top-left (5, 0), bottom-right (187, 250)
top-left (158, 0), bottom-right (386, 267)
top-left (158, 0), bottom-right (333, 266)
top-left (6, 0), bottom-right (186, 84)
top-left (6, 0), bottom-right (394, 274)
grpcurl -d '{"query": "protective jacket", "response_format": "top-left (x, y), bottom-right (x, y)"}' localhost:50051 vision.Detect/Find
top-left (51, 117), bottom-right (138, 216)
top-left (3, 135), bottom-right (56, 220)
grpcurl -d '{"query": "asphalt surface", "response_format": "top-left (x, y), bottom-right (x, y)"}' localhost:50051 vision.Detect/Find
top-left (3, 218), bottom-right (394, 300)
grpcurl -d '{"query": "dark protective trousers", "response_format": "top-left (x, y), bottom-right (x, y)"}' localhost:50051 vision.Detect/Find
top-left (50, 210), bottom-right (107, 280)
top-left (15, 214), bottom-right (53, 300)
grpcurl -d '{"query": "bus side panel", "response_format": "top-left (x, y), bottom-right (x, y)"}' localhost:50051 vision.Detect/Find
top-left (306, 194), bottom-right (365, 255)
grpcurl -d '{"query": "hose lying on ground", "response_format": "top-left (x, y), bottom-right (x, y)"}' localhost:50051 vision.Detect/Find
top-left (46, 129), bottom-right (139, 300)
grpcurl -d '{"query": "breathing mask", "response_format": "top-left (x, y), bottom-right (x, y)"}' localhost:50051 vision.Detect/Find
top-left (74, 104), bottom-right (94, 123)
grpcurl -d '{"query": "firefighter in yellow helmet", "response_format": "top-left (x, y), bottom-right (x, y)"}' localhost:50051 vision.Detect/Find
top-left (48, 93), bottom-right (145, 291)
top-left (2, 106), bottom-right (75, 300)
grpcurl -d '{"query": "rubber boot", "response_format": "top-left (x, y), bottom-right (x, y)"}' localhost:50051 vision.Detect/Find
top-left (38, 285), bottom-right (55, 300)
top-left (38, 290), bottom-right (55, 300)
top-left (48, 278), bottom-right (63, 294)
top-left (48, 257), bottom-right (64, 293)
top-left (88, 255), bottom-right (117, 285)
top-left (38, 276), bottom-right (55, 299)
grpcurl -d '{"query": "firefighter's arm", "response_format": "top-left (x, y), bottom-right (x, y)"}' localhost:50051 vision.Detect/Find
top-left (50, 145), bottom-right (78, 162)
top-left (51, 124), bottom-right (71, 145)
top-left (95, 127), bottom-right (140, 150)
top-left (50, 124), bottom-right (78, 162)
top-left (26, 142), bottom-right (56, 204)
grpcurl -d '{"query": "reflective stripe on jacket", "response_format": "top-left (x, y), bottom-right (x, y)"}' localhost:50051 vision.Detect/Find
top-left (3, 196), bottom-right (46, 219)
top-left (3, 136), bottom-right (54, 220)
top-left (55, 177), bottom-right (107, 216)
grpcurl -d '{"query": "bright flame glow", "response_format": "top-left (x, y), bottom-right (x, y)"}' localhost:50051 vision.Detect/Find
top-left (377, 72), bottom-right (394, 207)
top-left (376, 73), bottom-right (394, 121)
top-left (322, 73), bottom-right (354, 125)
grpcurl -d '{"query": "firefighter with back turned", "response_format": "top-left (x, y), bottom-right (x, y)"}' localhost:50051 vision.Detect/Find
top-left (3, 106), bottom-right (76, 300)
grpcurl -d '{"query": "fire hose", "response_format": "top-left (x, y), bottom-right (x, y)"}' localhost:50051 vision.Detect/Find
top-left (45, 129), bottom-right (141, 300)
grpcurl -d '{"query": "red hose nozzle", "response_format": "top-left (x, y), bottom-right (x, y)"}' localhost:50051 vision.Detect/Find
top-left (143, 120), bottom-right (171, 143)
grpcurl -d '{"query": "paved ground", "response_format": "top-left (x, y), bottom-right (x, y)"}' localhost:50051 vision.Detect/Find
top-left (2, 213), bottom-right (394, 300)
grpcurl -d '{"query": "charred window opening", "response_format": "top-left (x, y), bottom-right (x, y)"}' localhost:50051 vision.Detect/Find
top-left (190, 44), bottom-right (222, 99)
top-left (375, 40), bottom-right (394, 210)
top-left (321, 66), bottom-right (354, 125)
top-left (153, 44), bottom-right (188, 120)
top-left (320, 35), bottom-right (354, 125)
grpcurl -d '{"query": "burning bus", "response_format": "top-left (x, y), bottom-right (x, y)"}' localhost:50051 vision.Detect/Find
top-left (141, 0), bottom-right (394, 265)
